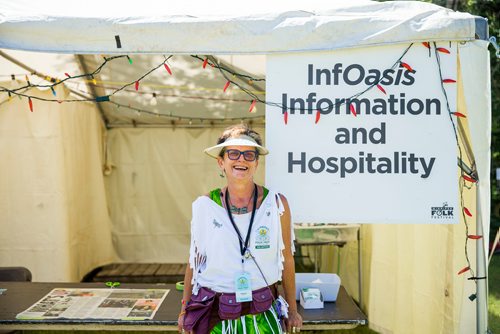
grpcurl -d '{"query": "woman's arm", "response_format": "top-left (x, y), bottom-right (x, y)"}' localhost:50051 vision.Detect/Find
top-left (178, 265), bottom-right (193, 333)
top-left (279, 194), bottom-right (303, 332)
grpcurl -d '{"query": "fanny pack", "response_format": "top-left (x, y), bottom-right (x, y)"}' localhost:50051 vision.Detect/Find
top-left (218, 285), bottom-right (274, 319)
top-left (184, 285), bottom-right (275, 333)
top-left (183, 287), bottom-right (217, 333)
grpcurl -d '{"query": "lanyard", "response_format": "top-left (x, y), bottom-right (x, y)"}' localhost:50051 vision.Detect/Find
top-left (225, 184), bottom-right (258, 260)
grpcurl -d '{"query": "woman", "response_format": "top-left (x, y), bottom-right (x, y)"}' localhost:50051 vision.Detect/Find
top-left (178, 124), bottom-right (302, 334)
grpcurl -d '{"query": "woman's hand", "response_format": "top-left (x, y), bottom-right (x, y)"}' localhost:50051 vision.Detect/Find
top-left (285, 309), bottom-right (303, 333)
top-left (177, 312), bottom-right (191, 334)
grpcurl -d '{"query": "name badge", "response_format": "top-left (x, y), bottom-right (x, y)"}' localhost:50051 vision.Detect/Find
top-left (234, 272), bottom-right (252, 302)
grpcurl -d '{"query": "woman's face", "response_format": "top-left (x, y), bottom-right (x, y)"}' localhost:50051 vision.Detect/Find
top-left (217, 145), bottom-right (259, 182)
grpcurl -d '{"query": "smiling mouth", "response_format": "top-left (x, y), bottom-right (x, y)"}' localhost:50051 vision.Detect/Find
top-left (233, 166), bottom-right (248, 171)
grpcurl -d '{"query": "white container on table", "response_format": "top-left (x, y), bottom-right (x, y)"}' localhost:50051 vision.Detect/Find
top-left (295, 273), bottom-right (341, 302)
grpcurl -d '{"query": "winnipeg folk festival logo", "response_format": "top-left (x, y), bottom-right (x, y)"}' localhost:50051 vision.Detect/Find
top-left (431, 202), bottom-right (454, 219)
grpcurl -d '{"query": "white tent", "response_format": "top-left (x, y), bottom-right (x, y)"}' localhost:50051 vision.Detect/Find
top-left (0, 1), bottom-right (491, 333)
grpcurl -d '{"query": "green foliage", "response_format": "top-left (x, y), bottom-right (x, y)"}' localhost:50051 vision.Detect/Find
top-left (460, 0), bottom-right (500, 238)
top-left (488, 254), bottom-right (500, 333)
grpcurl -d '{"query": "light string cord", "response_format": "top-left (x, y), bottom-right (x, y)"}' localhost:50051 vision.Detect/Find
top-left (109, 55), bottom-right (172, 97)
top-left (4, 55), bottom-right (129, 94)
top-left (3, 44), bottom-right (413, 117)
top-left (190, 55), bottom-right (265, 82)
top-left (0, 55), bottom-right (170, 103)
top-left (433, 41), bottom-right (476, 280)
top-left (210, 44), bottom-right (414, 114)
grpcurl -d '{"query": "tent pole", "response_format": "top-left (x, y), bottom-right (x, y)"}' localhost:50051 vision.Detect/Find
top-left (75, 55), bottom-right (109, 129)
top-left (454, 97), bottom-right (488, 333)
top-left (476, 186), bottom-right (488, 333)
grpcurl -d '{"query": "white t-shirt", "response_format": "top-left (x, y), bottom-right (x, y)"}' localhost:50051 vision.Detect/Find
top-left (189, 189), bottom-right (295, 294)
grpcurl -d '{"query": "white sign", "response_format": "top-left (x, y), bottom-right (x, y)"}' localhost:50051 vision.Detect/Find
top-left (265, 43), bottom-right (458, 224)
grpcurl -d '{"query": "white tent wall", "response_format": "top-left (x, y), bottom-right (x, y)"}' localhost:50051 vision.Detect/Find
top-left (319, 222), bottom-right (474, 333)
top-left (0, 83), bottom-right (116, 281)
top-left (105, 127), bottom-right (265, 263)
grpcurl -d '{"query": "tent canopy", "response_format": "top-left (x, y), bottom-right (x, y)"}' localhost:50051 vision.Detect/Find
top-left (0, 0), bottom-right (483, 54)
top-left (0, 0), bottom-right (487, 128)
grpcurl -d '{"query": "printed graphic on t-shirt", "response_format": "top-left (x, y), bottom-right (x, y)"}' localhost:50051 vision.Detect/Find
top-left (255, 226), bottom-right (270, 249)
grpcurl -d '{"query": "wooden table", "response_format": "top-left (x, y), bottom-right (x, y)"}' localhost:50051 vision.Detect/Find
top-left (0, 282), bottom-right (367, 331)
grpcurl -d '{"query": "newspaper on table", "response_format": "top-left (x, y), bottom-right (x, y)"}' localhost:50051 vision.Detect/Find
top-left (16, 288), bottom-right (169, 320)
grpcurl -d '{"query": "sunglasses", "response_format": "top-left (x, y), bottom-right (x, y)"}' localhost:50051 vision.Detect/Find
top-left (225, 149), bottom-right (259, 161)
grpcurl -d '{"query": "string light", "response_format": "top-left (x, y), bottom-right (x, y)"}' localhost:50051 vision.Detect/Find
top-left (433, 41), bottom-right (481, 283)
top-left (457, 266), bottom-right (470, 275)
top-left (164, 63), bottom-right (172, 75)
top-left (3, 47), bottom-right (411, 120)
top-left (248, 100), bottom-right (256, 113)
top-left (376, 84), bottom-right (387, 94)
top-left (349, 104), bottom-right (357, 117)
top-left (463, 207), bottom-right (472, 217)
top-left (462, 175), bottom-right (477, 183)
top-left (400, 61), bottom-right (414, 72)
top-left (452, 112), bottom-right (467, 118)
top-left (223, 80), bottom-right (231, 92)
top-left (437, 47), bottom-right (450, 54)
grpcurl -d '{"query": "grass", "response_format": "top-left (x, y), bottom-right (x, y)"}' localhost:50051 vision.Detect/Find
top-left (489, 253), bottom-right (500, 333)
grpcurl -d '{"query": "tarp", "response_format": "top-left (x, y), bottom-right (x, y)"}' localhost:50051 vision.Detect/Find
top-left (0, 0), bottom-right (476, 54)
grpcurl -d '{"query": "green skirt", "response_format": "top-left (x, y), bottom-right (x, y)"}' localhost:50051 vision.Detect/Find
top-left (211, 307), bottom-right (283, 334)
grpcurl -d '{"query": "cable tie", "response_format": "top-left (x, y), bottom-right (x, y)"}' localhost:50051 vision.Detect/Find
top-left (115, 35), bottom-right (122, 48)
top-left (95, 96), bottom-right (110, 102)
top-left (467, 276), bottom-right (486, 281)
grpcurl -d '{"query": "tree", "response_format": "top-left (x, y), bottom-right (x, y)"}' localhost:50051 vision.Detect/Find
top-left (457, 0), bottom-right (500, 243)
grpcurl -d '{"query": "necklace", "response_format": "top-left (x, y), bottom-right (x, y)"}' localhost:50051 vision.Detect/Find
top-left (228, 186), bottom-right (256, 214)
top-left (225, 184), bottom-right (258, 260)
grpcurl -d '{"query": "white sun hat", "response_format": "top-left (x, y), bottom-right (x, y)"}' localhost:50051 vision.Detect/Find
top-left (204, 135), bottom-right (269, 159)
